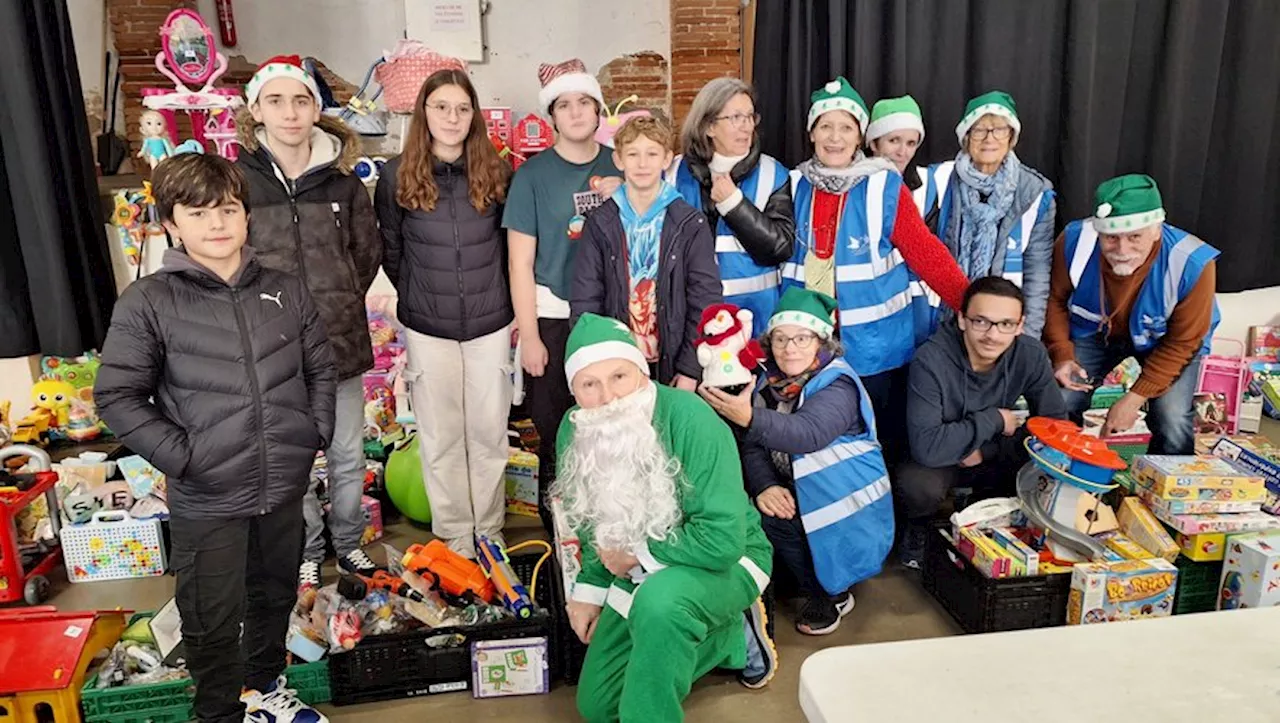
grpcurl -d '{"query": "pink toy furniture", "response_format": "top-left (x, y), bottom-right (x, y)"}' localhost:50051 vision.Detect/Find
top-left (141, 9), bottom-right (243, 160)
top-left (1197, 338), bottom-right (1251, 435)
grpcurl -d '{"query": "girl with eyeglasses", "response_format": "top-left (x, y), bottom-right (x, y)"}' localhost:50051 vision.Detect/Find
top-left (671, 78), bottom-right (796, 337)
top-left (375, 69), bottom-right (514, 557)
top-left (699, 287), bottom-right (893, 635)
top-left (918, 91), bottom-right (1057, 339)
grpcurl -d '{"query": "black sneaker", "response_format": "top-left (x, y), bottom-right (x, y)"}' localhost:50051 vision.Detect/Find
top-left (899, 521), bottom-right (929, 570)
top-left (796, 591), bottom-right (855, 636)
top-left (738, 597), bottom-right (778, 689)
top-left (337, 548), bottom-right (379, 575)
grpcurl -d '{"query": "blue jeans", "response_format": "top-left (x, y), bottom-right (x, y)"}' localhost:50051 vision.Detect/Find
top-left (1059, 335), bottom-right (1202, 455)
top-left (302, 376), bottom-right (368, 561)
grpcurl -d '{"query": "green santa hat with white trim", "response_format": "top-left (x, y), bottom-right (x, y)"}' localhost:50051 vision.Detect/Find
top-left (865, 94), bottom-right (925, 144)
top-left (954, 90), bottom-right (1021, 145)
top-left (767, 288), bottom-right (839, 339)
top-left (808, 77), bottom-right (869, 134)
top-left (1092, 174), bottom-right (1166, 234)
top-left (564, 313), bottom-right (650, 384)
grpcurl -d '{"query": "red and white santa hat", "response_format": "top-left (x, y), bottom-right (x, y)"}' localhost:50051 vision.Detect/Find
top-left (245, 55), bottom-right (322, 107)
top-left (537, 58), bottom-right (605, 114)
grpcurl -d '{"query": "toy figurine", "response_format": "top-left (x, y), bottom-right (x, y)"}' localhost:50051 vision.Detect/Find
top-left (137, 110), bottom-right (176, 169)
top-left (694, 303), bottom-right (765, 394)
top-left (30, 379), bottom-right (78, 428)
top-left (66, 399), bottom-right (102, 442)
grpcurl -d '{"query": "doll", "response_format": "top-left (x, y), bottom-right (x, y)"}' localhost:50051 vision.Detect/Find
top-left (137, 110), bottom-right (176, 170)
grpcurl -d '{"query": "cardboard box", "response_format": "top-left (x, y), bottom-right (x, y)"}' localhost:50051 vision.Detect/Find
top-left (957, 527), bottom-right (1013, 578)
top-left (1218, 531), bottom-right (1280, 610)
top-left (505, 448), bottom-right (540, 517)
top-left (1122, 468), bottom-right (1262, 515)
top-left (990, 527), bottom-right (1039, 576)
top-left (1154, 509), bottom-right (1280, 536)
top-left (471, 636), bottom-right (550, 698)
top-left (1116, 497), bottom-right (1178, 562)
top-left (1175, 531), bottom-right (1228, 562)
top-left (1247, 326), bottom-right (1280, 360)
top-left (1066, 559), bottom-right (1178, 625)
top-left (1131, 455), bottom-right (1265, 501)
top-left (1097, 531), bottom-right (1155, 561)
top-left (1239, 399), bottom-right (1263, 434)
top-left (1210, 437), bottom-right (1280, 514)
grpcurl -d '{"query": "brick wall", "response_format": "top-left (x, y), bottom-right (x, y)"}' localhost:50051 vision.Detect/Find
top-left (596, 51), bottom-right (670, 120)
top-left (670, 0), bottom-right (743, 131)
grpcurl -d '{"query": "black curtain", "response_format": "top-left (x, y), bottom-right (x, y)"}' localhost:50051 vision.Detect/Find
top-left (0, 0), bottom-right (116, 358)
top-left (754, 0), bottom-right (1280, 292)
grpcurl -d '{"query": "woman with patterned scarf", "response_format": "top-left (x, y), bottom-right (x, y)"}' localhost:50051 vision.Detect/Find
top-left (919, 90), bottom-right (1057, 338)
top-left (782, 77), bottom-right (970, 467)
top-left (699, 288), bottom-right (893, 635)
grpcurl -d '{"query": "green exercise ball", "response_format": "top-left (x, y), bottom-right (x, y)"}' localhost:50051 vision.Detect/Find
top-left (385, 434), bottom-right (432, 524)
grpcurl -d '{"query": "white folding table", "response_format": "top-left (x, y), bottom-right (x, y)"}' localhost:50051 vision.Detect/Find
top-left (799, 607), bottom-right (1280, 722)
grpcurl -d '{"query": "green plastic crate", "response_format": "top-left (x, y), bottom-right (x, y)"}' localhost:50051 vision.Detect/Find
top-left (1109, 443), bottom-right (1149, 464)
top-left (1173, 555), bottom-right (1223, 615)
top-left (82, 613), bottom-right (195, 723)
top-left (285, 660), bottom-right (331, 706)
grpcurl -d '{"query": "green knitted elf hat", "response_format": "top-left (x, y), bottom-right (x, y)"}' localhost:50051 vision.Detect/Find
top-left (954, 90), bottom-right (1020, 145)
top-left (564, 313), bottom-right (649, 384)
top-left (767, 288), bottom-right (839, 339)
top-left (1092, 174), bottom-right (1166, 234)
top-left (808, 77), bottom-right (869, 133)
top-left (866, 95), bottom-right (925, 143)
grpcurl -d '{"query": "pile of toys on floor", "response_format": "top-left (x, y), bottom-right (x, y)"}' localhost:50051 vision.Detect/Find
top-left (941, 416), bottom-right (1280, 628)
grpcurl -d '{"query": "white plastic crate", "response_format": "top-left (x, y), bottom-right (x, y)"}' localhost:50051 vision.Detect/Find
top-left (61, 510), bottom-right (166, 582)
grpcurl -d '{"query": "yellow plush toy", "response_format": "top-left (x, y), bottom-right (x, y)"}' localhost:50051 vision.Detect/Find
top-left (30, 379), bottom-right (78, 428)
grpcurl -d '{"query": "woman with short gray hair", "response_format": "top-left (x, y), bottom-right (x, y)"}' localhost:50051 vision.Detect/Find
top-left (671, 78), bottom-right (794, 336)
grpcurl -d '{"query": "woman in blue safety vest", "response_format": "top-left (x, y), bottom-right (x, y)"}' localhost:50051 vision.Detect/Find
top-left (919, 91), bottom-right (1056, 338)
top-left (672, 78), bottom-right (794, 336)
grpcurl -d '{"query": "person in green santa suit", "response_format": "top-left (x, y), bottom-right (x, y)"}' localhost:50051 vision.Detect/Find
top-left (553, 313), bottom-right (777, 722)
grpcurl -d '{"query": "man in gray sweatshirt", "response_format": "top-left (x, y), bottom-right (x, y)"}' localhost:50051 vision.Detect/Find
top-left (898, 276), bottom-right (1066, 568)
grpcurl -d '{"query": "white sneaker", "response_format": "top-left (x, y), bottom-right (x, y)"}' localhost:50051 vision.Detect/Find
top-left (241, 676), bottom-right (327, 722)
top-left (297, 560), bottom-right (321, 593)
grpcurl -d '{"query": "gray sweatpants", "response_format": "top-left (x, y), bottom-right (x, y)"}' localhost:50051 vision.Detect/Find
top-left (303, 375), bottom-right (367, 562)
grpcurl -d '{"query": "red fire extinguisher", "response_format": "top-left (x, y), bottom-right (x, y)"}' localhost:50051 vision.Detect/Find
top-left (216, 0), bottom-right (238, 47)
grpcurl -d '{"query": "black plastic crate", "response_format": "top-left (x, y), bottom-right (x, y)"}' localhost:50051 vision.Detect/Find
top-left (1173, 555), bottom-right (1223, 615)
top-left (328, 550), bottom-right (557, 705)
top-left (921, 526), bottom-right (1072, 633)
top-left (546, 553), bottom-right (589, 685)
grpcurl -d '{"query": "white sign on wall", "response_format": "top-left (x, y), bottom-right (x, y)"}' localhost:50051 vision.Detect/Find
top-left (405, 0), bottom-right (484, 61)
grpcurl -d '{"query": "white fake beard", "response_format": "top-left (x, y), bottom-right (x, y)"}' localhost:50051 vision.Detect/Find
top-left (551, 381), bottom-right (683, 551)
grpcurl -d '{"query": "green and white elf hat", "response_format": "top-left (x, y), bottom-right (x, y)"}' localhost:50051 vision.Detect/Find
top-left (564, 313), bottom-right (649, 384)
top-left (808, 76), bottom-right (870, 133)
top-left (865, 95), bottom-right (925, 144)
top-left (1092, 174), bottom-right (1166, 234)
top-left (767, 288), bottom-right (839, 339)
top-left (954, 90), bottom-right (1020, 145)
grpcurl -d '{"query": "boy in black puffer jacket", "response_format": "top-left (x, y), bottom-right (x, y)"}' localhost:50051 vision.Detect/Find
top-left (95, 154), bottom-right (337, 723)
top-left (235, 55), bottom-right (382, 591)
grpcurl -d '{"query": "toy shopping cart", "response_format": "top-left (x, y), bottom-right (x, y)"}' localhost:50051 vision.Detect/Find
top-left (1196, 338), bottom-right (1251, 435)
top-left (0, 444), bottom-right (63, 605)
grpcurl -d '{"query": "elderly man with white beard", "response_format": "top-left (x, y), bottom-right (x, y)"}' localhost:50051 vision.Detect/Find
top-left (551, 313), bottom-right (776, 723)
top-left (1043, 174), bottom-right (1219, 454)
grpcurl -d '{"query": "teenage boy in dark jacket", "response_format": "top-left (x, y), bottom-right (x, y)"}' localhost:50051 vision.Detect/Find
top-left (235, 55), bottom-right (381, 587)
top-left (95, 154), bottom-right (336, 723)
top-left (571, 116), bottom-right (721, 387)
top-left (899, 276), bottom-right (1066, 568)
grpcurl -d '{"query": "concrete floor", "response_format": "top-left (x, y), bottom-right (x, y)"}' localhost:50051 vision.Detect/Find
top-left (46, 513), bottom-right (960, 722)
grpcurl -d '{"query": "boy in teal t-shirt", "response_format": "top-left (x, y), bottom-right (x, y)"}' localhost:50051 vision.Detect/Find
top-left (503, 58), bottom-right (622, 532)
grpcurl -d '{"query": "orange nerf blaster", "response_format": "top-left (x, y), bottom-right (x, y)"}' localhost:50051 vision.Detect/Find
top-left (402, 539), bottom-right (495, 602)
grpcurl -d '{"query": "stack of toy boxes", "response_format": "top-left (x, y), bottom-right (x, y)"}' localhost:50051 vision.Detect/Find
top-left (1209, 437), bottom-right (1280, 516)
top-left (1130, 455), bottom-right (1276, 563)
